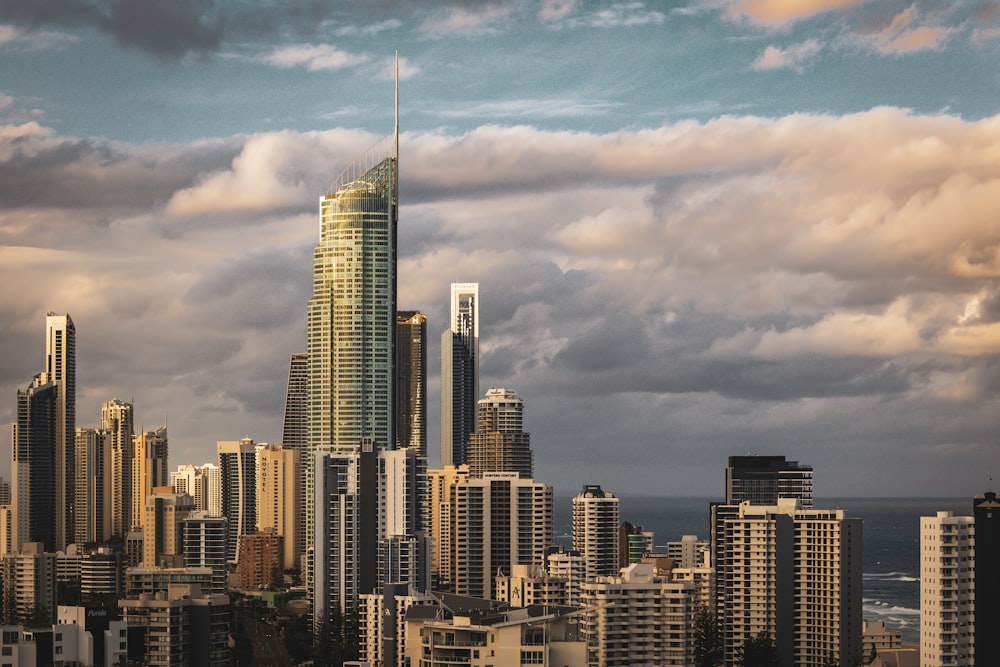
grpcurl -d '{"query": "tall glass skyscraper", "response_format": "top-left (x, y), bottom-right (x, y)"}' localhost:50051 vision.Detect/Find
top-left (395, 311), bottom-right (426, 455)
top-left (440, 283), bottom-right (479, 467)
top-left (305, 118), bottom-right (398, 549)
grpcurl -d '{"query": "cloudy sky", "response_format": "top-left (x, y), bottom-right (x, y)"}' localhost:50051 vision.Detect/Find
top-left (1, 0), bottom-right (998, 498)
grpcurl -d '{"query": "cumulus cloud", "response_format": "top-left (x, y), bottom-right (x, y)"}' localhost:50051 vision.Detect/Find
top-left (417, 3), bottom-right (514, 36)
top-left (2, 106), bottom-right (999, 494)
top-left (0, 23), bottom-right (78, 50)
top-left (559, 2), bottom-right (666, 29)
top-left (752, 39), bottom-right (822, 70)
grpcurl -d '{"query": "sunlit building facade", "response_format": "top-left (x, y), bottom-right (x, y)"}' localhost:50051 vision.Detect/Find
top-left (441, 283), bottom-right (479, 468)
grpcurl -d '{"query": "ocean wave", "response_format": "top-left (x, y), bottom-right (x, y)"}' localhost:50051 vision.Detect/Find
top-left (863, 600), bottom-right (919, 616)
top-left (864, 572), bottom-right (918, 582)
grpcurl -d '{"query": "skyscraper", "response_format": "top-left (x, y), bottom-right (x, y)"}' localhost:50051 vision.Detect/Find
top-left (395, 311), bottom-right (427, 455)
top-left (103, 398), bottom-right (135, 538)
top-left (467, 387), bottom-right (533, 479)
top-left (257, 443), bottom-right (301, 570)
top-left (218, 439), bottom-right (257, 564)
top-left (74, 427), bottom-right (111, 545)
top-left (573, 485), bottom-right (620, 582)
top-left (718, 499), bottom-right (862, 667)
top-left (282, 352), bottom-right (309, 448)
top-left (43, 312), bottom-right (75, 551)
top-left (974, 491), bottom-right (999, 665)
top-left (12, 377), bottom-right (57, 552)
top-left (132, 424), bottom-right (168, 530)
top-left (305, 127), bottom-right (398, 549)
top-left (440, 283), bottom-right (479, 467)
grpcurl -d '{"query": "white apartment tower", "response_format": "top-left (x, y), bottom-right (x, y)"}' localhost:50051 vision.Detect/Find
top-left (573, 484), bottom-right (620, 582)
top-left (426, 464), bottom-right (470, 589)
top-left (447, 472), bottom-right (553, 599)
top-left (718, 499), bottom-right (863, 667)
top-left (131, 425), bottom-right (168, 530)
top-left (44, 313), bottom-right (76, 552)
top-left (441, 282), bottom-right (479, 468)
top-left (467, 387), bottom-right (533, 479)
top-left (920, 511), bottom-right (975, 667)
top-left (102, 398), bottom-right (134, 538)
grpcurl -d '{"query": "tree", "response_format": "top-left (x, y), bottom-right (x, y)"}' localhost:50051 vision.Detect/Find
top-left (738, 630), bottom-right (780, 667)
top-left (692, 606), bottom-right (723, 667)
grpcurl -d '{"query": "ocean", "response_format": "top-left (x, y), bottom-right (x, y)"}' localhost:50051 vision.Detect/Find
top-left (553, 495), bottom-right (972, 646)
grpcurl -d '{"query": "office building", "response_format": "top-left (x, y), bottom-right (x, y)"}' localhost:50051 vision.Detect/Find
top-left (440, 282), bottom-right (479, 468)
top-left (217, 439), bottom-right (257, 564)
top-left (11, 378), bottom-right (57, 553)
top-left (131, 425), bottom-right (168, 530)
top-left (573, 485), bottom-right (620, 582)
top-left (717, 499), bottom-right (862, 667)
top-left (725, 455), bottom-right (813, 506)
top-left (467, 388), bottom-right (533, 479)
top-left (920, 510), bottom-right (974, 667)
top-left (447, 472), bottom-right (553, 599)
top-left (426, 464), bottom-right (470, 589)
top-left (181, 511), bottom-right (228, 595)
top-left (256, 443), bottom-right (301, 570)
top-left (395, 311), bottom-right (427, 455)
top-left (102, 398), bottom-right (134, 538)
top-left (579, 562), bottom-right (696, 667)
top-left (142, 489), bottom-right (195, 569)
top-left (974, 491), bottom-right (999, 665)
top-left (74, 427), bottom-right (112, 545)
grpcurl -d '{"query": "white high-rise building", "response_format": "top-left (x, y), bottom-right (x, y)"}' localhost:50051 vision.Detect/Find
top-left (580, 562), bottom-right (696, 667)
top-left (440, 282), bottom-right (479, 468)
top-left (920, 510), bottom-right (975, 667)
top-left (467, 387), bottom-right (533, 479)
top-left (573, 484), bottom-right (620, 582)
top-left (43, 313), bottom-right (76, 552)
top-left (718, 499), bottom-right (863, 667)
top-left (426, 464), bottom-right (470, 589)
top-left (102, 398), bottom-right (134, 538)
top-left (447, 472), bottom-right (553, 599)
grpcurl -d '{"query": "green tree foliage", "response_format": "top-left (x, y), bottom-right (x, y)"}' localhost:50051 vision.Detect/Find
top-left (738, 630), bottom-right (780, 667)
top-left (693, 606), bottom-right (723, 667)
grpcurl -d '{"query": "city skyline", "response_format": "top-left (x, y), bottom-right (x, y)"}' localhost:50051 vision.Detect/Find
top-left (2, 1), bottom-right (999, 497)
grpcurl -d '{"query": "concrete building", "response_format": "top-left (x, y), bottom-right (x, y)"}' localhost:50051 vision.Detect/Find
top-left (79, 547), bottom-right (124, 603)
top-left (131, 425), bottom-right (168, 531)
top-left (1, 542), bottom-right (56, 625)
top-left (495, 563), bottom-right (570, 608)
top-left (396, 311), bottom-right (427, 455)
top-left (441, 283), bottom-right (479, 468)
top-left (12, 377), bottom-right (57, 553)
top-left (217, 439), bottom-right (257, 564)
top-left (43, 312), bottom-right (76, 553)
top-left (426, 464), bottom-right (470, 590)
top-left (118, 583), bottom-right (230, 666)
top-left (181, 511), bottom-right (228, 594)
top-left (545, 547), bottom-right (586, 606)
top-left (579, 562), bottom-right (696, 667)
top-left (171, 463), bottom-right (220, 517)
top-left (863, 620), bottom-right (902, 658)
top-left (402, 595), bottom-right (585, 667)
top-left (102, 398), bottom-right (134, 539)
top-left (725, 455), bottom-right (814, 506)
top-left (665, 534), bottom-right (709, 569)
top-left (236, 530), bottom-right (283, 590)
top-left (448, 472), bottom-right (553, 599)
top-left (359, 583), bottom-right (437, 667)
top-left (573, 485), bottom-right (620, 582)
top-left (55, 605), bottom-right (129, 666)
top-left (467, 388), bottom-right (533, 479)
top-left (74, 427), bottom-right (112, 545)
top-left (618, 521), bottom-right (654, 568)
top-left (142, 489), bottom-right (195, 568)
top-left (256, 443), bottom-right (301, 570)
top-left (920, 510), bottom-right (974, 667)
top-left (717, 499), bottom-right (863, 667)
